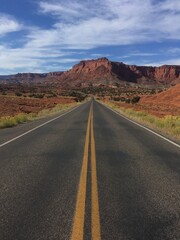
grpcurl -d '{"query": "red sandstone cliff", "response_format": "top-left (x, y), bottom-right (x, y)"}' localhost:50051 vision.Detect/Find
top-left (57, 58), bottom-right (180, 86)
top-left (1, 58), bottom-right (180, 86)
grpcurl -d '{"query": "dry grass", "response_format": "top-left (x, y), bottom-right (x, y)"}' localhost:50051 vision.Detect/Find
top-left (0, 102), bottom-right (78, 129)
top-left (101, 101), bottom-right (180, 141)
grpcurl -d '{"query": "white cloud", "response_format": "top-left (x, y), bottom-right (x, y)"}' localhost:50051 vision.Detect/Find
top-left (167, 48), bottom-right (180, 55)
top-left (0, 14), bottom-right (22, 36)
top-left (158, 0), bottom-right (180, 11)
top-left (1, 0), bottom-right (180, 73)
top-left (32, 0), bottom-right (180, 51)
top-left (90, 53), bottom-right (112, 58)
top-left (39, 1), bottom-right (84, 18)
top-left (121, 51), bottom-right (158, 59)
top-left (145, 58), bottom-right (180, 67)
top-left (39, 1), bottom-right (106, 20)
top-left (0, 43), bottom-right (79, 74)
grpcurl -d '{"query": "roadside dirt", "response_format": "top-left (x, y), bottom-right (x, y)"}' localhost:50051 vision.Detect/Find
top-left (107, 84), bottom-right (180, 117)
top-left (0, 96), bottom-right (76, 117)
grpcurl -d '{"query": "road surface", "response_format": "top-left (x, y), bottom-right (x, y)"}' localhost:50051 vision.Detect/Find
top-left (0, 100), bottom-right (179, 240)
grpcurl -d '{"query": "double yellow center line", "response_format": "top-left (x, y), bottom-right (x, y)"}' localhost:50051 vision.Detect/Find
top-left (71, 103), bottom-right (101, 240)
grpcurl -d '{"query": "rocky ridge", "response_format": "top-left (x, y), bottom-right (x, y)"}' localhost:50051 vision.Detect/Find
top-left (59, 58), bottom-right (180, 86)
top-left (1, 58), bottom-right (180, 86)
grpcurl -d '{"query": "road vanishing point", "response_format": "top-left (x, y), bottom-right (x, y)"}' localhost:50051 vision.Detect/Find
top-left (0, 100), bottom-right (180, 240)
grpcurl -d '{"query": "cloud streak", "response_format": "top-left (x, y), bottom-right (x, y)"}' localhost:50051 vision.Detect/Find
top-left (0, 14), bottom-right (22, 36)
top-left (1, 0), bottom-right (180, 74)
top-left (145, 58), bottom-right (180, 67)
top-left (33, 0), bottom-right (180, 49)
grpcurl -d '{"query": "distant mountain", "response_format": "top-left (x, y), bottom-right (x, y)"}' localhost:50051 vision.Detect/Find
top-left (0, 75), bottom-right (13, 80)
top-left (0, 72), bottom-right (63, 83)
top-left (57, 58), bottom-right (180, 86)
top-left (1, 58), bottom-right (180, 86)
top-left (0, 73), bottom-right (47, 83)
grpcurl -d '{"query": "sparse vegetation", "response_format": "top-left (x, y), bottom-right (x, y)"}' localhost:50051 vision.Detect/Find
top-left (0, 102), bottom-right (79, 129)
top-left (131, 96), bottom-right (141, 104)
top-left (15, 92), bottom-right (23, 97)
top-left (0, 114), bottom-right (28, 128)
top-left (111, 96), bottom-right (140, 104)
top-left (101, 101), bottom-right (180, 140)
top-left (66, 91), bottom-right (87, 102)
top-left (28, 93), bottom-right (45, 98)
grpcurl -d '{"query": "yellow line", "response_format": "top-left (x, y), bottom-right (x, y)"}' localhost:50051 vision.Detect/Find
top-left (71, 102), bottom-right (101, 239)
top-left (71, 105), bottom-right (92, 240)
top-left (91, 103), bottom-right (101, 240)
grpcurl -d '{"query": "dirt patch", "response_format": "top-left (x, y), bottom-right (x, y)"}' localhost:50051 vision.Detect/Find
top-left (139, 84), bottom-right (180, 117)
top-left (0, 96), bottom-right (76, 117)
top-left (104, 84), bottom-right (180, 117)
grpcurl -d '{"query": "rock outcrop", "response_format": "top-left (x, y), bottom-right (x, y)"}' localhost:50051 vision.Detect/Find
top-left (0, 73), bottom-right (48, 84)
top-left (1, 58), bottom-right (180, 86)
top-left (57, 58), bottom-right (180, 86)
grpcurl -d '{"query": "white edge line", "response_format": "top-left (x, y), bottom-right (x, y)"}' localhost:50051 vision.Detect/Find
top-left (0, 104), bottom-right (82, 148)
top-left (98, 101), bottom-right (180, 149)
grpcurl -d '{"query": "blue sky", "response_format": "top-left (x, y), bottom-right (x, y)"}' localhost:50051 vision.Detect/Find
top-left (0, 0), bottom-right (180, 74)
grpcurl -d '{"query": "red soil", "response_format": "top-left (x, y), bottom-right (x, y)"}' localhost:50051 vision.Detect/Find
top-left (106, 84), bottom-right (180, 117)
top-left (140, 84), bottom-right (180, 107)
top-left (0, 96), bottom-right (76, 117)
top-left (139, 84), bottom-right (180, 116)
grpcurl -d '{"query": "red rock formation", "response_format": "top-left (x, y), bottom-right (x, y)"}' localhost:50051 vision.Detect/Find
top-left (154, 65), bottom-right (180, 83)
top-left (6, 73), bottom-right (48, 83)
top-left (140, 83), bottom-right (180, 115)
top-left (1, 58), bottom-right (180, 86)
top-left (47, 72), bottom-right (63, 77)
top-left (56, 58), bottom-right (180, 86)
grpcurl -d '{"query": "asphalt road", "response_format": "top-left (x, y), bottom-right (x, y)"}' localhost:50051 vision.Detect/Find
top-left (0, 100), bottom-right (179, 240)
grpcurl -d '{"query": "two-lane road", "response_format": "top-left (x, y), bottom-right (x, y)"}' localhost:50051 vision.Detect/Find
top-left (0, 100), bottom-right (179, 240)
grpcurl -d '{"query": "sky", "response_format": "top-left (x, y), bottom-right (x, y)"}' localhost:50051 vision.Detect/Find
top-left (0, 0), bottom-right (180, 74)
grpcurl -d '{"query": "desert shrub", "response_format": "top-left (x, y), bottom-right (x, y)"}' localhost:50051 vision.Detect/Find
top-left (47, 93), bottom-right (57, 98)
top-left (68, 91), bottom-right (87, 102)
top-left (131, 96), bottom-right (140, 104)
top-left (34, 93), bottom-right (45, 99)
top-left (125, 99), bottom-right (131, 103)
top-left (0, 102), bottom-right (79, 129)
top-left (15, 114), bottom-right (28, 123)
top-left (0, 117), bottom-right (17, 128)
top-left (15, 92), bottom-right (22, 97)
top-left (28, 93), bottom-right (44, 98)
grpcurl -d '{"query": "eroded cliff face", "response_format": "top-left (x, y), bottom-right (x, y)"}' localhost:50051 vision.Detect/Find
top-left (111, 62), bottom-right (180, 84)
top-left (1, 58), bottom-right (180, 86)
top-left (57, 58), bottom-right (180, 85)
top-left (154, 65), bottom-right (180, 82)
top-left (1, 73), bottom-right (48, 84)
top-left (71, 58), bottom-right (112, 74)
top-left (47, 72), bottom-right (63, 77)
top-left (58, 58), bottom-right (116, 86)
